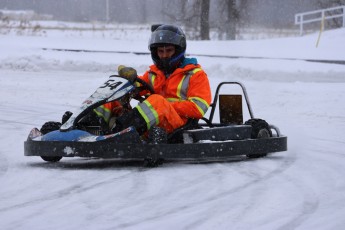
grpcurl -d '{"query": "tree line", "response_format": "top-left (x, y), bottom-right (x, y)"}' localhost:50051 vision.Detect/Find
top-left (0, 0), bottom-right (344, 40)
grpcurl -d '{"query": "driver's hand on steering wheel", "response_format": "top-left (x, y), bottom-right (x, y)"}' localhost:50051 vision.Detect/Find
top-left (118, 65), bottom-right (155, 101)
top-left (118, 65), bottom-right (137, 83)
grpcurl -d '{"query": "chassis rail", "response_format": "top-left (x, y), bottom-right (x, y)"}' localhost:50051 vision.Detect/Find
top-left (24, 136), bottom-right (287, 161)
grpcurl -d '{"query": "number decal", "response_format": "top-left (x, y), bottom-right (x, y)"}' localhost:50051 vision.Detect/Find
top-left (100, 80), bottom-right (122, 90)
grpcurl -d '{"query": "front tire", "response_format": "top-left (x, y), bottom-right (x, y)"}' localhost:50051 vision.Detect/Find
top-left (245, 119), bottom-right (272, 158)
top-left (40, 121), bottom-right (63, 162)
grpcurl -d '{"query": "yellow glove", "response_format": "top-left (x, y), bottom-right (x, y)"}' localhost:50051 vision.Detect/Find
top-left (118, 65), bottom-right (137, 83)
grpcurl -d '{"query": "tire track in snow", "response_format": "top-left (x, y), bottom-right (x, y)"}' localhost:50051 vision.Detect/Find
top-left (111, 153), bottom-right (296, 229)
top-left (102, 163), bottom-right (227, 227)
top-left (0, 104), bottom-right (61, 132)
top-left (188, 153), bottom-right (298, 229)
top-left (0, 169), bottom-right (135, 213)
top-left (275, 140), bottom-right (345, 230)
top-left (104, 163), bottom-right (235, 229)
top-left (0, 151), bottom-right (9, 178)
top-left (224, 157), bottom-right (296, 227)
top-left (0, 104), bottom-right (63, 125)
top-left (275, 174), bottom-right (320, 230)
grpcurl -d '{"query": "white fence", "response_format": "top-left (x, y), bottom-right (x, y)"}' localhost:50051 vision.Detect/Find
top-left (295, 5), bottom-right (345, 36)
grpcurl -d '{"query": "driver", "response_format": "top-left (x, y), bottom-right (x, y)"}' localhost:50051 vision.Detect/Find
top-left (100, 24), bottom-right (212, 137)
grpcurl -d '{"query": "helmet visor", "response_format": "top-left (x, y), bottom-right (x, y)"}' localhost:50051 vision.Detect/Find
top-left (149, 30), bottom-right (185, 48)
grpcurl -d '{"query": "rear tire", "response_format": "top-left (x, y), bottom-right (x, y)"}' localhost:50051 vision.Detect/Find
top-left (40, 121), bottom-right (63, 162)
top-left (245, 119), bottom-right (272, 158)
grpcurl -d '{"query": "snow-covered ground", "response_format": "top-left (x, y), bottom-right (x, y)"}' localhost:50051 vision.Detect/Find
top-left (0, 24), bottom-right (345, 230)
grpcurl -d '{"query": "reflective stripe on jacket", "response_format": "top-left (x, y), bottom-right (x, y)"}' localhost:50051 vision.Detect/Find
top-left (136, 94), bottom-right (185, 133)
top-left (94, 101), bottom-right (123, 123)
top-left (139, 61), bottom-right (212, 121)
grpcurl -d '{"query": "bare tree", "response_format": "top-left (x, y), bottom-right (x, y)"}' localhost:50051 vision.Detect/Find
top-left (224, 0), bottom-right (239, 40)
top-left (162, 0), bottom-right (210, 40)
top-left (238, 0), bottom-right (250, 27)
top-left (200, 0), bottom-right (210, 40)
top-left (316, 0), bottom-right (345, 8)
top-left (316, 0), bottom-right (345, 28)
top-left (211, 0), bottom-right (244, 40)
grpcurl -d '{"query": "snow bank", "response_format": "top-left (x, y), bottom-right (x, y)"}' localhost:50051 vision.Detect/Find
top-left (0, 24), bottom-right (345, 83)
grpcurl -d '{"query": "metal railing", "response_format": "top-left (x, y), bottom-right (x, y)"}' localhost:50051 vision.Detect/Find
top-left (295, 5), bottom-right (345, 36)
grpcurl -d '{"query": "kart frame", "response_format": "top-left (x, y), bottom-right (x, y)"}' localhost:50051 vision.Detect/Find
top-left (24, 81), bottom-right (288, 164)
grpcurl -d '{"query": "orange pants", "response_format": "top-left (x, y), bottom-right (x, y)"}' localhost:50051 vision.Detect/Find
top-left (136, 94), bottom-right (186, 133)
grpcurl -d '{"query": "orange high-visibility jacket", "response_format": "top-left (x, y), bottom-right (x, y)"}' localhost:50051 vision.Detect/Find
top-left (97, 58), bottom-right (212, 133)
top-left (135, 58), bottom-right (212, 132)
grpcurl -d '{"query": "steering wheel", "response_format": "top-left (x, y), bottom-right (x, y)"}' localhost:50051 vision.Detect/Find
top-left (133, 77), bottom-right (155, 102)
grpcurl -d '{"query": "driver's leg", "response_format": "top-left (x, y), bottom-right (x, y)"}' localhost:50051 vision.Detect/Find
top-left (113, 94), bottom-right (185, 135)
top-left (112, 108), bottom-right (147, 135)
top-left (135, 94), bottom-right (185, 133)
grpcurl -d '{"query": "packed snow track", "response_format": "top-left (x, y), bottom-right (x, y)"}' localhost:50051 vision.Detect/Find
top-left (1, 27), bottom-right (345, 229)
top-left (1, 69), bottom-right (345, 229)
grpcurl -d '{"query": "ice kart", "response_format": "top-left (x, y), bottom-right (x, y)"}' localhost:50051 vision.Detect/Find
top-left (24, 74), bottom-right (287, 166)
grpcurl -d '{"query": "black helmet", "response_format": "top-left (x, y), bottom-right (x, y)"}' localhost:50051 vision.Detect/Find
top-left (148, 24), bottom-right (187, 74)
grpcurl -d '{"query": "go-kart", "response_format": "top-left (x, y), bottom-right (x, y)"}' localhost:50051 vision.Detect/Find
top-left (24, 74), bottom-right (287, 166)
